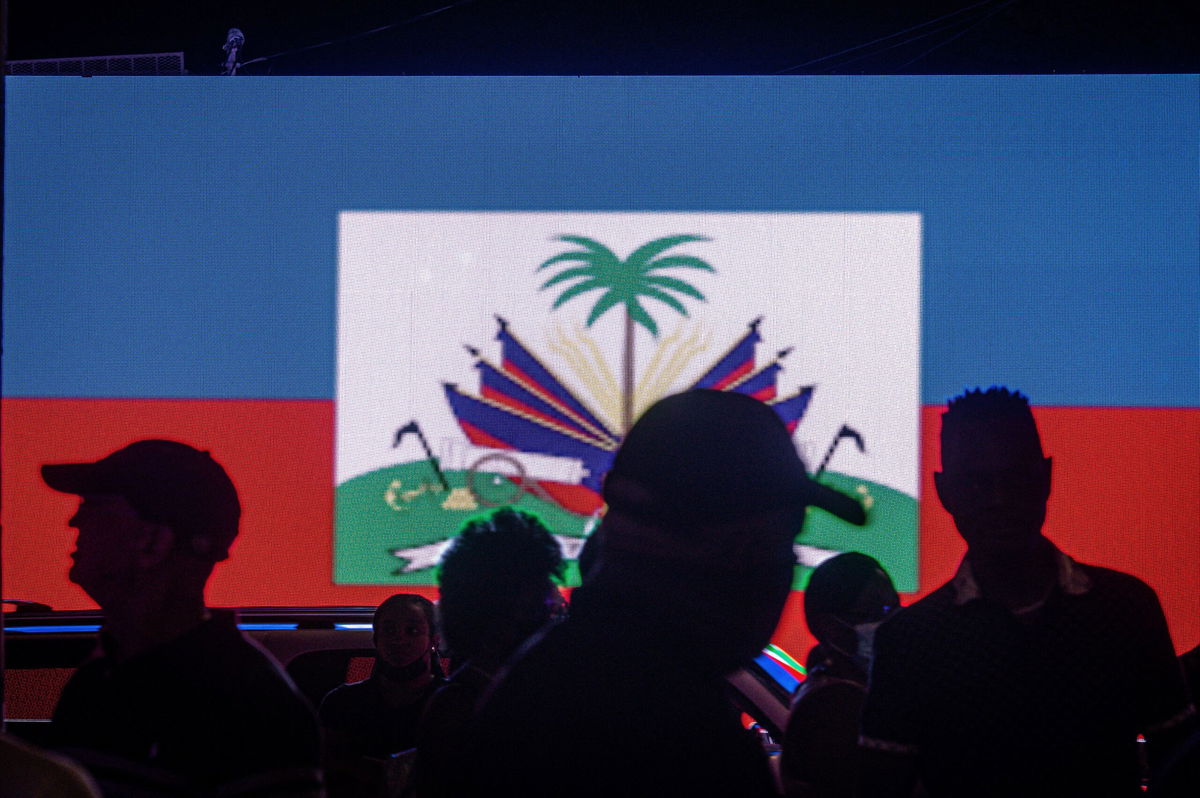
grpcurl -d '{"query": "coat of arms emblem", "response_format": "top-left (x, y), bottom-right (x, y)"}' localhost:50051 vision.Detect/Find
top-left (336, 212), bottom-right (921, 589)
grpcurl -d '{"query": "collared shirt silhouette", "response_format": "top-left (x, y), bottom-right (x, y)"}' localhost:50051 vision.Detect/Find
top-left (857, 388), bottom-right (1195, 798)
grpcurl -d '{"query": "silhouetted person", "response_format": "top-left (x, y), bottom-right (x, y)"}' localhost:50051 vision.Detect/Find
top-left (412, 507), bottom-right (565, 798)
top-left (780, 552), bottom-right (899, 798)
top-left (858, 388), bottom-right (1195, 798)
top-left (460, 389), bottom-right (867, 797)
top-left (319, 594), bottom-right (442, 795)
top-left (41, 439), bottom-right (323, 797)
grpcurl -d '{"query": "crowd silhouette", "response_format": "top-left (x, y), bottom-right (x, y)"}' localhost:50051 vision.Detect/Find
top-left (8, 387), bottom-right (1197, 797)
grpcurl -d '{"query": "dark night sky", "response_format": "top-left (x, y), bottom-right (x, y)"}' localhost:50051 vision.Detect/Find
top-left (5, 0), bottom-right (1196, 76)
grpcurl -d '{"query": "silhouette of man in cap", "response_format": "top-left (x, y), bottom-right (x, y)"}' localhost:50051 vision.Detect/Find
top-left (42, 439), bottom-right (324, 797)
top-left (460, 389), bottom-right (866, 798)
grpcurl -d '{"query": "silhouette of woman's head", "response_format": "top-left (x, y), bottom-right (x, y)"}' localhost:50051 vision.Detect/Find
top-left (437, 508), bottom-right (565, 667)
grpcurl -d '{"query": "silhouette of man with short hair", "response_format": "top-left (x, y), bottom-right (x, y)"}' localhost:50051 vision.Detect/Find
top-left (42, 439), bottom-right (323, 797)
top-left (858, 388), bottom-right (1195, 797)
top-left (461, 389), bottom-right (867, 798)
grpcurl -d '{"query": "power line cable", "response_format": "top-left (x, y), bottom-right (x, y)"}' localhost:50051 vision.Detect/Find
top-left (895, 0), bottom-right (1017, 70)
top-left (813, 12), bottom-right (985, 73)
top-left (236, 0), bottom-right (481, 71)
top-left (814, 0), bottom-right (1018, 74)
top-left (774, 0), bottom-right (1008, 74)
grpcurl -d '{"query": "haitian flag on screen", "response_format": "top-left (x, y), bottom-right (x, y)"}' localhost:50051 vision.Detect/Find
top-left (5, 78), bottom-right (1193, 656)
top-left (335, 212), bottom-right (922, 587)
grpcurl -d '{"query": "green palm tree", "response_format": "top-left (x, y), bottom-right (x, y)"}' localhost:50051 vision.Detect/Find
top-left (537, 234), bottom-right (713, 433)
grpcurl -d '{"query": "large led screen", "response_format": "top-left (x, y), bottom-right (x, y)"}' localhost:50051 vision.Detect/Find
top-left (3, 76), bottom-right (1197, 658)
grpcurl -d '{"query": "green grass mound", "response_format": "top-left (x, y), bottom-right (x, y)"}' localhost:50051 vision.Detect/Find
top-left (335, 461), bottom-right (917, 591)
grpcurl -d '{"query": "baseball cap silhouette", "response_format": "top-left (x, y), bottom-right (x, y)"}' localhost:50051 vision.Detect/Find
top-left (42, 439), bottom-right (241, 561)
top-left (603, 390), bottom-right (866, 526)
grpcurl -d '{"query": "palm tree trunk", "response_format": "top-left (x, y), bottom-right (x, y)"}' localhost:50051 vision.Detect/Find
top-left (622, 309), bottom-right (635, 434)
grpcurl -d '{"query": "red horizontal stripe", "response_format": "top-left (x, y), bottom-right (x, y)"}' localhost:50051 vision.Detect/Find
top-left (0, 398), bottom-right (429, 612)
top-left (774, 405), bottom-right (1200, 662)
top-left (4, 400), bottom-right (1196, 659)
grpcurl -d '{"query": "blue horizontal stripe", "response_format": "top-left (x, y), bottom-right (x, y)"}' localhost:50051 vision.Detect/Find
top-left (3, 76), bottom-right (1196, 406)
